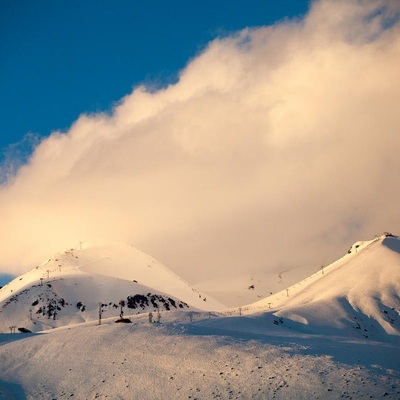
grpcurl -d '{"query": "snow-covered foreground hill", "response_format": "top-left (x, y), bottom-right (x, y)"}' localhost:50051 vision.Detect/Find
top-left (0, 312), bottom-right (399, 400)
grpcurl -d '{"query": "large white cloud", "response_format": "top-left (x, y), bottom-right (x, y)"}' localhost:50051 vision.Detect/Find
top-left (1, 0), bottom-right (399, 282)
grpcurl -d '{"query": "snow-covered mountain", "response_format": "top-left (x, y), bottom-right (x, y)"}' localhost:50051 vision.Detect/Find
top-left (0, 234), bottom-right (399, 399)
top-left (0, 242), bottom-right (224, 333)
top-left (240, 233), bottom-right (400, 342)
top-left (1, 235), bottom-right (399, 341)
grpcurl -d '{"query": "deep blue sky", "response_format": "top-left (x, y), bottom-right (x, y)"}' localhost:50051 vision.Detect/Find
top-left (0, 0), bottom-right (309, 153)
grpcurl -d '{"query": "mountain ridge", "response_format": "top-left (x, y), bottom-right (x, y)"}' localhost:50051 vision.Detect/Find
top-left (238, 234), bottom-right (400, 342)
top-left (0, 234), bottom-right (399, 342)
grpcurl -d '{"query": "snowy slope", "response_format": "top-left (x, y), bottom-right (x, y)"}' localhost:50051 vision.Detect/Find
top-left (241, 234), bottom-right (400, 342)
top-left (0, 242), bottom-right (224, 333)
top-left (0, 312), bottom-right (399, 400)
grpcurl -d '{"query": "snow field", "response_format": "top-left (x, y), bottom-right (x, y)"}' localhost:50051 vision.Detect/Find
top-left (0, 315), bottom-right (399, 400)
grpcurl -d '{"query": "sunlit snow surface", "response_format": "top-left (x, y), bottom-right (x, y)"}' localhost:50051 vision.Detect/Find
top-left (0, 235), bottom-right (399, 399)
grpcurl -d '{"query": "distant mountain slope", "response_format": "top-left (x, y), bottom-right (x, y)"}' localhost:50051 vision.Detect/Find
top-left (244, 234), bottom-right (400, 342)
top-left (0, 242), bottom-right (224, 333)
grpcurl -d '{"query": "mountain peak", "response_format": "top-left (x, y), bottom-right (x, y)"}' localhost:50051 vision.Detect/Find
top-left (242, 233), bottom-right (400, 342)
top-left (0, 242), bottom-right (224, 332)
